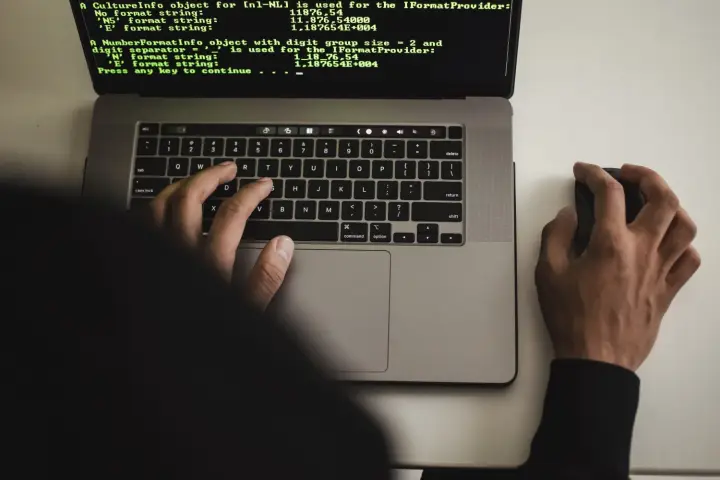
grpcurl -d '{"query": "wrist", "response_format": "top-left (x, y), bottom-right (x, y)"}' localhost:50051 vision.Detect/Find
top-left (554, 344), bottom-right (639, 372)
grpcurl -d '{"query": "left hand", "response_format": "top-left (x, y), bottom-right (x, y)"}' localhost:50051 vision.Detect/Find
top-left (148, 161), bottom-right (295, 309)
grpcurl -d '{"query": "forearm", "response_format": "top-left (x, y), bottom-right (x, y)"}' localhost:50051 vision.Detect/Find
top-left (520, 359), bottom-right (640, 480)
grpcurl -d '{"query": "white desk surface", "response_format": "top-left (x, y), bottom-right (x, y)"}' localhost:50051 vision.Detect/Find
top-left (1, 0), bottom-right (718, 475)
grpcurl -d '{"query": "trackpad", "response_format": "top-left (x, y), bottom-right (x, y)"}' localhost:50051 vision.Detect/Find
top-left (240, 249), bottom-right (390, 373)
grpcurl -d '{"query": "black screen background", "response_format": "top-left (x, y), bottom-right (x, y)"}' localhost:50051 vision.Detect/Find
top-left (70, 0), bottom-right (522, 98)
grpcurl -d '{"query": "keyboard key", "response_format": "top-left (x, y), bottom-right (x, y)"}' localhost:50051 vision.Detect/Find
top-left (308, 179), bottom-right (329, 199)
top-left (212, 158), bottom-right (234, 166)
top-left (441, 161), bottom-right (463, 180)
top-left (342, 201), bottom-right (363, 220)
top-left (139, 123), bottom-right (159, 135)
top-left (243, 221), bottom-right (339, 242)
top-left (430, 141), bottom-right (462, 159)
top-left (419, 161), bottom-right (440, 179)
top-left (225, 138), bottom-right (247, 156)
top-left (249, 139), bottom-right (269, 156)
top-left (394, 233), bottom-right (415, 243)
top-left (272, 200), bottom-right (293, 219)
top-left (251, 200), bottom-right (271, 219)
top-left (316, 139), bottom-right (337, 158)
top-left (370, 223), bottom-right (391, 243)
top-left (424, 181), bottom-right (462, 201)
top-left (236, 158), bottom-right (256, 177)
top-left (412, 202), bottom-right (462, 222)
top-left (400, 181), bottom-right (421, 200)
top-left (134, 157), bottom-right (167, 176)
top-left (418, 233), bottom-right (438, 243)
top-left (341, 223), bottom-right (368, 242)
top-left (384, 140), bottom-right (405, 159)
top-left (279, 126), bottom-right (298, 136)
top-left (202, 219), bottom-right (213, 234)
top-left (295, 200), bottom-right (317, 220)
top-left (417, 224), bottom-right (439, 235)
top-left (318, 201), bottom-right (340, 220)
top-left (159, 138), bottom-right (180, 156)
top-left (285, 179), bottom-right (306, 198)
top-left (331, 180), bottom-right (352, 199)
top-left (365, 202), bottom-right (386, 221)
top-left (133, 178), bottom-right (169, 197)
top-left (257, 126), bottom-right (276, 135)
top-left (203, 138), bottom-right (224, 156)
top-left (258, 159), bottom-right (279, 177)
top-left (339, 140), bottom-right (359, 158)
top-left (354, 181), bottom-right (375, 200)
top-left (395, 161), bottom-right (416, 180)
top-left (303, 159), bottom-right (325, 178)
top-left (449, 126), bottom-right (463, 139)
top-left (407, 140), bottom-right (428, 159)
top-left (361, 140), bottom-right (382, 158)
top-left (168, 157), bottom-right (189, 176)
top-left (377, 181), bottom-right (399, 200)
top-left (372, 161), bottom-right (393, 179)
top-left (271, 139), bottom-right (291, 157)
top-left (349, 160), bottom-right (371, 179)
top-left (268, 179), bottom-right (283, 198)
top-left (213, 181), bottom-right (238, 198)
top-left (281, 159), bottom-right (302, 177)
top-left (327, 160), bottom-right (348, 178)
top-left (181, 138), bottom-right (201, 156)
top-left (300, 126), bottom-right (319, 136)
top-left (293, 139), bottom-right (315, 157)
top-left (389, 202), bottom-right (410, 221)
top-left (441, 233), bottom-right (463, 244)
top-left (136, 137), bottom-right (158, 155)
top-left (203, 199), bottom-right (223, 218)
top-left (190, 158), bottom-right (211, 174)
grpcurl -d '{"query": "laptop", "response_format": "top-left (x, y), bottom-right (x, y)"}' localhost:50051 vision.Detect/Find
top-left (71, 0), bottom-right (521, 384)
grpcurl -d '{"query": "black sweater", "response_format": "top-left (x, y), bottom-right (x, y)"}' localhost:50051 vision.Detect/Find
top-left (3, 189), bottom-right (639, 480)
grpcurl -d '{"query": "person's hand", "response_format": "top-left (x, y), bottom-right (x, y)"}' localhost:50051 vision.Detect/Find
top-left (149, 162), bottom-right (295, 309)
top-left (535, 163), bottom-right (701, 371)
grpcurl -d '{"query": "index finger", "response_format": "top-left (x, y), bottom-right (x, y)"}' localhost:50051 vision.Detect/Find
top-left (573, 162), bottom-right (626, 229)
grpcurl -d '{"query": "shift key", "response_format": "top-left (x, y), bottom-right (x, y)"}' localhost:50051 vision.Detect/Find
top-left (423, 182), bottom-right (462, 201)
top-left (412, 202), bottom-right (462, 222)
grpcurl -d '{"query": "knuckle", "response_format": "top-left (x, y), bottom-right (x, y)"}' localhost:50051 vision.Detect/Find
top-left (604, 177), bottom-right (623, 194)
top-left (681, 214), bottom-right (698, 239)
top-left (688, 249), bottom-right (702, 269)
top-left (659, 188), bottom-right (680, 210)
top-left (592, 226), bottom-right (625, 255)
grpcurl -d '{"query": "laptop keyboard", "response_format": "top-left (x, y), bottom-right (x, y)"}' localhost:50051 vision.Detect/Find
top-left (131, 123), bottom-right (465, 245)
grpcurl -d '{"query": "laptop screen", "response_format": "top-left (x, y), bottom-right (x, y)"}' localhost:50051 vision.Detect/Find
top-left (71, 0), bottom-right (521, 98)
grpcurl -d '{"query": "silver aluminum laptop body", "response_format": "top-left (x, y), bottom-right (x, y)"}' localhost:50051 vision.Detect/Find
top-left (74, 4), bottom-right (520, 385)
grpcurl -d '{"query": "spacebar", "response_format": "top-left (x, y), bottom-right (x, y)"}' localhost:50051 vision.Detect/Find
top-left (243, 221), bottom-right (339, 242)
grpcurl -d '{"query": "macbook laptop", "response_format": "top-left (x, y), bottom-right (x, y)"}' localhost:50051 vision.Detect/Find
top-left (71, 0), bottom-right (522, 384)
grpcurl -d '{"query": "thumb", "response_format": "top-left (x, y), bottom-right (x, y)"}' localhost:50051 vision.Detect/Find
top-left (247, 236), bottom-right (295, 310)
top-left (539, 206), bottom-right (577, 271)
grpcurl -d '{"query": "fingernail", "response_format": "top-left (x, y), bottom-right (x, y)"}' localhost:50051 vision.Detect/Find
top-left (257, 177), bottom-right (272, 184)
top-left (274, 236), bottom-right (295, 262)
top-left (220, 161), bottom-right (235, 166)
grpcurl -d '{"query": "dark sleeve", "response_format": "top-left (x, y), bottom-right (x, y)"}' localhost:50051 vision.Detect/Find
top-left (520, 359), bottom-right (640, 480)
top-left (3, 188), bottom-right (390, 480)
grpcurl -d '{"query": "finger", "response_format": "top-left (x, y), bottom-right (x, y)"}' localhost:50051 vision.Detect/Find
top-left (539, 206), bottom-right (578, 271)
top-left (247, 236), bottom-right (295, 310)
top-left (573, 162), bottom-right (626, 229)
top-left (666, 247), bottom-right (701, 296)
top-left (170, 161), bottom-right (237, 247)
top-left (207, 178), bottom-right (273, 280)
top-left (148, 179), bottom-right (185, 226)
top-left (658, 208), bottom-right (697, 272)
top-left (620, 164), bottom-right (679, 238)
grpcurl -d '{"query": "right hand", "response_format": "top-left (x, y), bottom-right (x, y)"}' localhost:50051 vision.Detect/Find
top-left (535, 163), bottom-right (701, 371)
